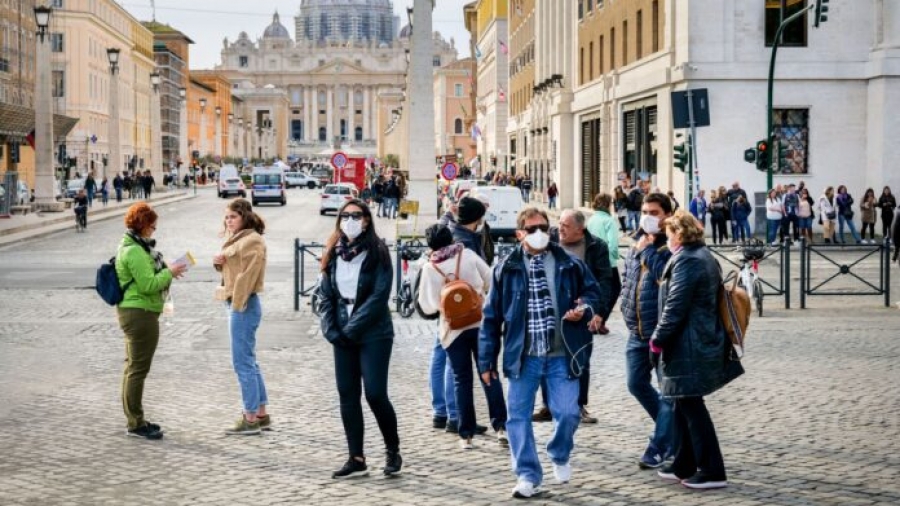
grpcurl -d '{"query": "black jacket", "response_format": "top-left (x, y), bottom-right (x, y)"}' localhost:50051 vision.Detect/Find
top-left (550, 229), bottom-right (613, 319)
top-left (652, 243), bottom-right (734, 398)
top-left (318, 245), bottom-right (394, 345)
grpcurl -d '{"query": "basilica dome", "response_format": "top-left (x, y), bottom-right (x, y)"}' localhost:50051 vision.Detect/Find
top-left (263, 12), bottom-right (291, 39)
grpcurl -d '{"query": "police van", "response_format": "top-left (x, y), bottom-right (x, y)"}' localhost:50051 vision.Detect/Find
top-left (251, 166), bottom-right (286, 206)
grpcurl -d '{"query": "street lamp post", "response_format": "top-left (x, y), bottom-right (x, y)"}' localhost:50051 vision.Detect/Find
top-left (106, 47), bottom-right (121, 182)
top-left (228, 112), bottom-right (234, 160)
top-left (199, 97), bottom-right (207, 160)
top-left (215, 105), bottom-right (222, 162)
top-left (149, 71), bottom-right (163, 189)
top-left (32, 5), bottom-right (58, 208)
top-left (179, 87), bottom-right (187, 173)
top-left (237, 118), bottom-right (244, 162)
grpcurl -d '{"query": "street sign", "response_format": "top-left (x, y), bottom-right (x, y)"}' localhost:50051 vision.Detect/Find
top-left (331, 151), bottom-right (349, 169)
top-left (441, 162), bottom-right (459, 181)
top-left (671, 89), bottom-right (710, 129)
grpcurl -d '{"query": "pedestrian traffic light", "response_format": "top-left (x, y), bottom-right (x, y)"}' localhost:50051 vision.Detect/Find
top-left (744, 148), bottom-right (757, 164)
top-left (755, 139), bottom-right (769, 172)
top-left (674, 142), bottom-right (689, 172)
top-left (814, 0), bottom-right (829, 28)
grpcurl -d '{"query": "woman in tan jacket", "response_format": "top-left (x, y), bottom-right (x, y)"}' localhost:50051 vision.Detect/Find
top-left (213, 199), bottom-right (269, 435)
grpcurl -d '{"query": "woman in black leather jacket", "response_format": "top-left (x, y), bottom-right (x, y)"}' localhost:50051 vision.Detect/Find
top-left (318, 199), bottom-right (401, 480)
top-left (650, 210), bottom-right (740, 490)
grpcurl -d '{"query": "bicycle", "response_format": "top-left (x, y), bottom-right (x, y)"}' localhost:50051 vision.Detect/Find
top-left (74, 205), bottom-right (87, 233)
top-left (737, 240), bottom-right (765, 317)
top-left (396, 240), bottom-right (425, 318)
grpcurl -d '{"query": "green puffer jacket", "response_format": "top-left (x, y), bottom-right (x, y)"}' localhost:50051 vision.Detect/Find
top-left (115, 233), bottom-right (173, 313)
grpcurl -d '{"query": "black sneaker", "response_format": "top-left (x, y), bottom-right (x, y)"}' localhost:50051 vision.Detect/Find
top-left (383, 450), bottom-right (403, 476)
top-left (145, 422), bottom-right (163, 433)
top-left (126, 424), bottom-right (163, 440)
top-left (432, 416), bottom-right (448, 429)
top-left (332, 458), bottom-right (369, 479)
top-left (445, 421), bottom-right (488, 435)
top-left (681, 471), bottom-right (728, 490)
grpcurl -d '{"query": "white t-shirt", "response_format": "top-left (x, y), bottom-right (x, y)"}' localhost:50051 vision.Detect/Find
top-left (336, 251), bottom-right (367, 314)
top-left (766, 197), bottom-right (784, 220)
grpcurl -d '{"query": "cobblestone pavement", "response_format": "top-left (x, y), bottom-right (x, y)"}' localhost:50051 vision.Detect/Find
top-left (1, 189), bottom-right (899, 505)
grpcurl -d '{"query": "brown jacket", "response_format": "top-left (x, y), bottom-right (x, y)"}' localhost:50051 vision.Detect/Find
top-left (215, 230), bottom-right (266, 311)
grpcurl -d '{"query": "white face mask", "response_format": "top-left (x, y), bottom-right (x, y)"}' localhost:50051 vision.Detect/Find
top-left (340, 218), bottom-right (364, 240)
top-left (524, 230), bottom-right (550, 251)
top-left (640, 214), bottom-right (661, 235)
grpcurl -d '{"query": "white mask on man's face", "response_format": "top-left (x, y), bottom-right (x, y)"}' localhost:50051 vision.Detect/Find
top-left (640, 214), bottom-right (661, 235)
top-left (524, 230), bottom-right (550, 251)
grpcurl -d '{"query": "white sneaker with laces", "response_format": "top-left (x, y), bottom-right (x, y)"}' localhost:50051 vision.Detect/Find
top-left (459, 437), bottom-right (474, 450)
top-left (497, 429), bottom-right (509, 447)
top-left (512, 479), bottom-right (541, 499)
top-left (553, 462), bottom-right (572, 484)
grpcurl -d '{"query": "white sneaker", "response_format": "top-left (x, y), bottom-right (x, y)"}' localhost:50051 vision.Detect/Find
top-left (511, 479), bottom-right (541, 499)
top-left (459, 437), bottom-right (474, 450)
top-left (552, 462), bottom-right (572, 484)
top-left (497, 429), bottom-right (509, 447)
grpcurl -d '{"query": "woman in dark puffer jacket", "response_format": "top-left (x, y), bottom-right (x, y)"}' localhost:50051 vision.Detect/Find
top-left (650, 210), bottom-right (743, 490)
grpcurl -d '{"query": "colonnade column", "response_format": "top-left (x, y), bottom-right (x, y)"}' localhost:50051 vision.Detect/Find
top-left (363, 86), bottom-right (371, 141)
top-left (326, 87), bottom-right (334, 143)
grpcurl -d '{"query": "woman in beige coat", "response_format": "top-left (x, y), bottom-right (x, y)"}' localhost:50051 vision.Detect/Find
top-left (214, 199), bottom-right (269, 435)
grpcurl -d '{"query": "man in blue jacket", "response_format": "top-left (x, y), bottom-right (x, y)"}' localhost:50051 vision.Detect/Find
top-left (479, 207), bottom-right (602, 499)
top-left (620, 192), bottom-right (674, 470)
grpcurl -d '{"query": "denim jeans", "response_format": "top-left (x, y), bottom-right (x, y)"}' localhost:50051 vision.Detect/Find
top-left (507, 356), bottom-right (580, 486)
top-left (228, 294), bottom-right (268, 414)
top-left (548, 196), bottom-right (556, 209)
top-left (628, 210), bottom-right (641, 232)
top-left (735, 218), bottom-right (752, 242)
top-left (445, 329), bottom-right (507, 438)
top-left (430, 333), bottom-right (457, 421)
top-left (837, 213), bottom-right (862, 243)
top-left (385, 197), bottom-right (398, 218)
top-left (766, 218), bottom-right (781, 244)
top-left (625, 334), bottom-right (674, 456)
top-left (670, 397), bottom-right (727, 480)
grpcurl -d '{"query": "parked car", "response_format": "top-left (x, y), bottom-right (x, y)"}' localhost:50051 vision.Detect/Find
top-left (310, 167), bottom-right (333, 187)
top-left (65, 179), bottom-right (86, 199)
top-left (319, 183), bottom-right (359, 215)
top-left (251, 166), bottom-right (286, 206)
top-left (284, 171), bottom-right (320, 189)
top-left (467, 186), bottom-right (525, 239)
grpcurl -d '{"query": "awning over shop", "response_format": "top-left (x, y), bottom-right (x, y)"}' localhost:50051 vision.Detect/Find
top-left (0, 102), bottom-right (79, 140)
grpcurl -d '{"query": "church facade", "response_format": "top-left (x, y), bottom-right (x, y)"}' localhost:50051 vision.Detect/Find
top-left (216, 1), bottom-right (457, 161)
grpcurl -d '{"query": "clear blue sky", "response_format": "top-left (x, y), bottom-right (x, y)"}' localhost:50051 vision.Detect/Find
top-left (120, 0), bottom-right (472, 69)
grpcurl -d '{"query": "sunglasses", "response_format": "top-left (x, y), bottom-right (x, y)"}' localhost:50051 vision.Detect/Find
top-left (340, 212), bottom-right (365, 221)
top-left (521, 223), bottom-right (550, 234)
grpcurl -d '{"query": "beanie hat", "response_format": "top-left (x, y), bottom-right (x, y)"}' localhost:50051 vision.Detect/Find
top-left (457, 196), bottom-right (486, 225)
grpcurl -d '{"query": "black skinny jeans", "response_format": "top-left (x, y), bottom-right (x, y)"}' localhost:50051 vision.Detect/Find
top-left (671, 396), bottom-right (727, 480)
top-left (711, 217), bottom-right (728, 244)
top-left (882, 213), bottom-right (894, 238)
top-left (333, 338), bottom-right (400, 458)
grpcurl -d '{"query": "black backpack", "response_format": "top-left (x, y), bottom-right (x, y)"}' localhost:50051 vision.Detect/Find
top-left (96, 257), bottom-right (133, 306)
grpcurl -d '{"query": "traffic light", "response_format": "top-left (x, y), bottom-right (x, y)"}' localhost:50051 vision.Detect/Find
top-left (814, 0), bottom-right (829, 28)
top-left (777, 141), bottom-right (790, 172)
top-left (755, 139), bottom-right (769, 172)
top-left (674, 142), bottom-right (689, 172)
top-left (744, 148), bottom-right (757, 164)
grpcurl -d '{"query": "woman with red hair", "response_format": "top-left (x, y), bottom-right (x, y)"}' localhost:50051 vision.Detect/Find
top-left (115, 202), bottom-right (187, 440)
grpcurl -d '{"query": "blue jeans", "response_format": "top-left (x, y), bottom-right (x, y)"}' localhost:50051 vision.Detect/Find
top-left (507, 356), bottom-right (580, 486)
top-left (735, 218), bottom-right (752, 242)
top-left (548, 196), bottom-right (556, 209)
top-left (628, 210), bottom-right (641, 232)
top-left (445, 329), bottom-right (507, 438)
top-left (385, 197), bottom-right (398, 218)
top-left (766, 218), bottom-right (781, 244)
top-left (430, 334), bottom-right (457, 421)
top-left (837, 213), bottom-right (861, 243)
top-left (625, 334), bottom-right (674, 456)
top-left (228, 294), bottom-right (268, 414)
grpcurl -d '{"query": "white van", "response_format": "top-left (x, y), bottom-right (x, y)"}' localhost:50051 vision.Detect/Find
top-left (217, 165), bottom-right (245, 198)
top-left (251, 166), bottom-right (286, 206)
top-left (467, 186), bottom-right (524, 239)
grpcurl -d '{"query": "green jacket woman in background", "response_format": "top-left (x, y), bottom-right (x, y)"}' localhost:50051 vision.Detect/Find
top-left (115, 202), bottom-right (186, 440)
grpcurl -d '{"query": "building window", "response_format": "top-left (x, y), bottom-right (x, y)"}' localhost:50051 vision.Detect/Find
top-left (433, 56), bottom-right (442, 67)
top-left (319, 127), bottom-right (327, 141)
top-left (453, 83), bottom-right (462, 97)
top-left (50, 33), bottom-right (64, 53)
top-left (587, 0), bottom-right (593, 12)
top-left (52, 70), bottom-right (65, 97)
top-left (355, 126), bottom-right (363, 141)
top-left (454, 118), bottom-right (463, 134)
top-left (581, 118), bottom-right (601, 207)
top-left (652, 1), bottom-right (660, 53)
top-left (340, 14), bottom-right (351, 36)
top-left (239, 56), bottom-right (248, 67)
top-left (52, 0), bottom-right (63, 7)
top-left (321, 13), bottom-right (331, 38)
top-left (588, 42), bottom-right (594, 81)
top-left (579, 47), bottom-right (585, 85)
top-left (766, 0), bottom-right (808, 47)
top-left (610, 28), bottom-right (616, 69)
top-left (636, 10), bottom-right (643, 59)
top-left (0, 58), bottom-right (9, 73)
top-left (623, 104), bottom-right (658, 182)
top-left (291, 120), bottom-right (304, 140)
top-left (578, 0), bottom-right (583, 20)
top-left (773, 109), bottom-right (810, 174)
top-left (622, 21), bottom-right (628, 66)
top-left (599, 35), bottom-right (605, 74)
